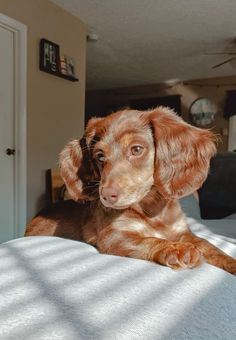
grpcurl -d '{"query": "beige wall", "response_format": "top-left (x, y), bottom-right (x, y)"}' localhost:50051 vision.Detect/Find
top-left (0, 0), bottom-right (87, 220)
top-left (86, 76), bottom-right (236, 152)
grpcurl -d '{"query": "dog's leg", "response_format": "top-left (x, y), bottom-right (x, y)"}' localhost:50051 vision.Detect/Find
top-left (97, 228), bottom-right (203, 270)
top-left (180, 232), bottom-right (236, 275)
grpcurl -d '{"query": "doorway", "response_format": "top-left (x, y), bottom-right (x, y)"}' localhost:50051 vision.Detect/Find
top-left (0, 14), bottom-right (27, 242)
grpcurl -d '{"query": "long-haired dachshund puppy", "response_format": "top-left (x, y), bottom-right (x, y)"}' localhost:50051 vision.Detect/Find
top-left (26, 107), bottom-right (236, 275)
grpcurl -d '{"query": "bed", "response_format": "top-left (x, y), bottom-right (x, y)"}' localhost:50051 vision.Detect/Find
top-left (0, 193), bottom-right (235, 340)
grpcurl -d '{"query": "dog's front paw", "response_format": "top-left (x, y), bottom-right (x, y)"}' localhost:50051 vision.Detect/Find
top-left (154, 242), bottom-right (204, 270)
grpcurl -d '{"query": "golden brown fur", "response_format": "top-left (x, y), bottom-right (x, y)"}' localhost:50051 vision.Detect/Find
top-left (25, 107), bottom-right (236, 275)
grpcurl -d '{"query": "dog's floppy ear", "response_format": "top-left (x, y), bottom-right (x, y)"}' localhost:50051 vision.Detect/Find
top-left (59, 117), bottom-right (104, 201)
top-left (145, 107), bottom-right (217, 199)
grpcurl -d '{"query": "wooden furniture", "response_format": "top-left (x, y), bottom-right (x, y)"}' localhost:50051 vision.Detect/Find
top-left (47, 168), bottom-right (68, 203)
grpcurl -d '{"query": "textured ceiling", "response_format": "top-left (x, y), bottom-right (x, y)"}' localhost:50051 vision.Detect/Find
top-left (51, 0), bottom-right (236, 90)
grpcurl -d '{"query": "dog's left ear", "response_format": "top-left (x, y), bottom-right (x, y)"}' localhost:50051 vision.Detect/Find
top-left (145, 107), bottom-right (217, 199)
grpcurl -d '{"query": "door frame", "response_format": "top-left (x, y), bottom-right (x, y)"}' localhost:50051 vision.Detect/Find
top-left (228, 115), bottom-right (236, 152)
top-left (0, 14), bottom-right (27, 238)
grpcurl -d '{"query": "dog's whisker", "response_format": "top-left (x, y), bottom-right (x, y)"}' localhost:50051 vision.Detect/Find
top-left (83, 184), bottom-right (99, 189)
top-left (80, 146), bottom-right (90, 152)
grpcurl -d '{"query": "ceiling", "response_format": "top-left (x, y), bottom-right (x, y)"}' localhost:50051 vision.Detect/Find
top-left (51, 0), bottom-right (236, 90)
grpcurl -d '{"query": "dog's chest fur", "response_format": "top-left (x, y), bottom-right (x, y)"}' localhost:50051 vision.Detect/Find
top-left (83, 198), bottom-right (188, 246)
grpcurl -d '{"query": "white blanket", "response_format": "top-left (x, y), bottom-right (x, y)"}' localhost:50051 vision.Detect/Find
top-left (0, 221), bottom-right (235, 340)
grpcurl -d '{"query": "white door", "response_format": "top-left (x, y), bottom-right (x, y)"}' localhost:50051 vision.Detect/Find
top-left (0, 14), bottom-right (27, 243)
top-left (0, 25), bottom-right (15, 242)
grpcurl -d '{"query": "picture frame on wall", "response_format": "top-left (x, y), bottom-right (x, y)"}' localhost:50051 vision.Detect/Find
top-left (65, 56), bottom-right (76, 77)
top-left (39, 38), bottom-right (60, 74)
top-left (39, 38), bottom-right (79, 82)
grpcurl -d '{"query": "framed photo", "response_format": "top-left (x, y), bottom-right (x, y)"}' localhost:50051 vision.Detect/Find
top-left (39, 39), bottom-right (60, 74)
top-left (65, 56), bottom-right (76, 77)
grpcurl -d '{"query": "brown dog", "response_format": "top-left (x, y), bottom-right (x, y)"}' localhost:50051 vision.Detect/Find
top-left (26, 107), bottom-right (236, 275)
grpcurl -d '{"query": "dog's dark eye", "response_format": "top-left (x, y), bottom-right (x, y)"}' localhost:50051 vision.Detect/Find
top-left (131, 145), bottom-right (144, 156)
top-left (95, 151), bottom-right (105, 163)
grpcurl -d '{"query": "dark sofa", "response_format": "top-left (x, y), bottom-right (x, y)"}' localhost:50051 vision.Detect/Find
top-left (198, 152), bottom-right (236, 219)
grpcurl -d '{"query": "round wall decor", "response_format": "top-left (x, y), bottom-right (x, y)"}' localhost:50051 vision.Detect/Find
top-left (189, 97), bottom-right (217, 127)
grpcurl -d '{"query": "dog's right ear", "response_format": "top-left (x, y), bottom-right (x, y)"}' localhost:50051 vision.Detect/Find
top-left (59, 118), bottom-right (105, 201)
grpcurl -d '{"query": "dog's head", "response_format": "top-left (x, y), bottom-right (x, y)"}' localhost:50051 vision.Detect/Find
top-left (60, 107), bottom-right (216, 208)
